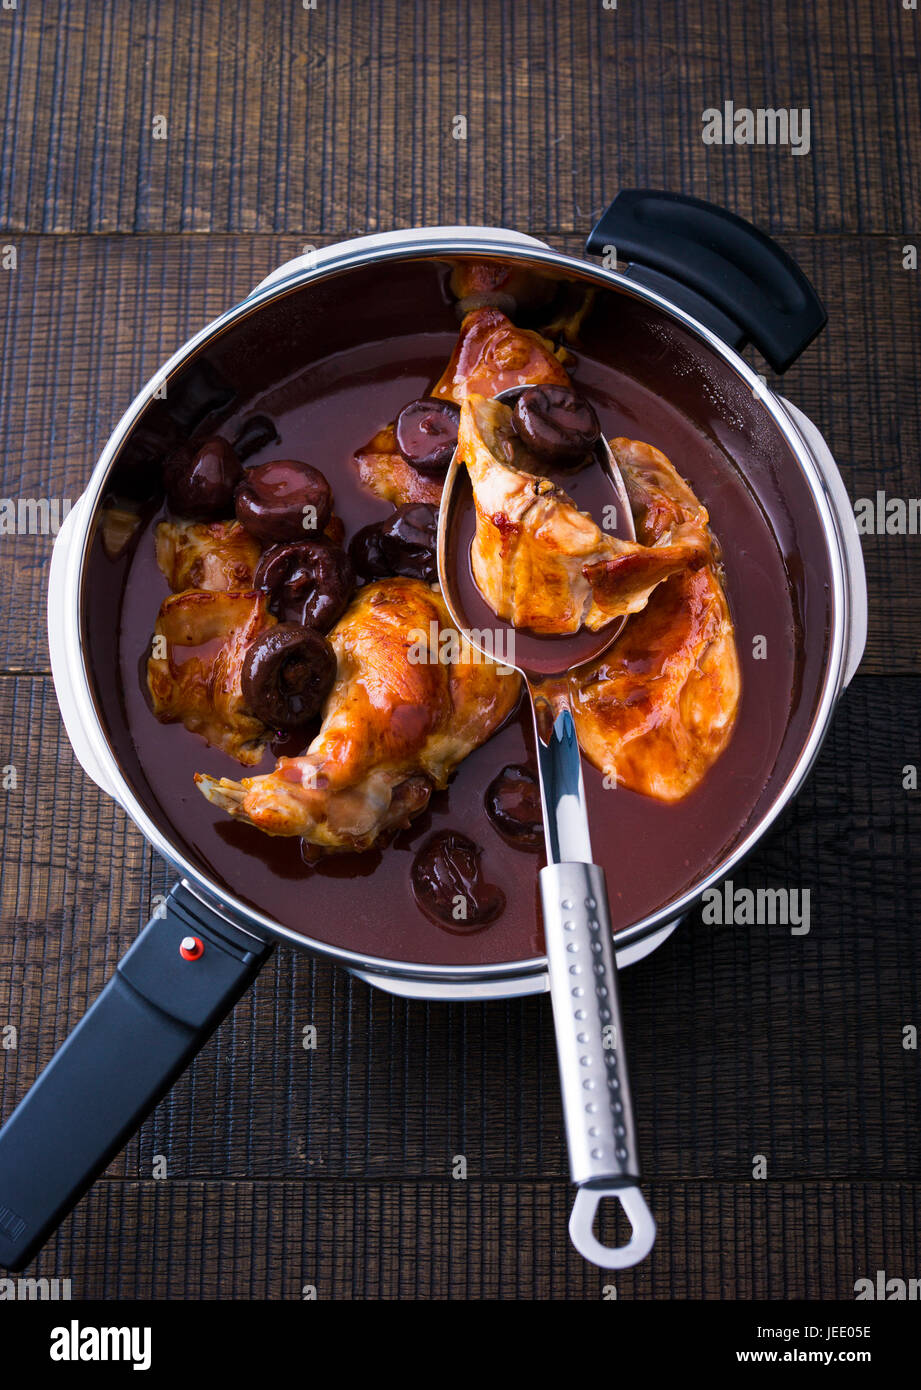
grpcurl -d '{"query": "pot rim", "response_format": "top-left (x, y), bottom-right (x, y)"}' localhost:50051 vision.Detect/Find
top-left (61, 233), bottom-right (850, 981)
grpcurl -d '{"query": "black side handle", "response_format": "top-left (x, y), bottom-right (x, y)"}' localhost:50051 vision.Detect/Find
top-left (0, 883), bottom-right (273, 1269)
top-left (586, 190), bottom-right (827, 372)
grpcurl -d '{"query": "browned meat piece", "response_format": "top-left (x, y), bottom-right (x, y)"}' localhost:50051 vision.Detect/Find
top-left (155, 519), bottom-right (261, 592)
top-left (431, 306), bottom-right (571, 404)
top-left (147, 589), bottom-right (276, 764)
top-left (460, 395), bottom-right (708, 634)
top-left (571, 439), bottom-right (741, 801)
top-left (196, 577), bottom-right (521, 850)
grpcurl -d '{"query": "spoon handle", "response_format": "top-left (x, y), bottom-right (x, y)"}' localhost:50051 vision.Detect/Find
top-left (540, 860), bottom-right (656, 1268)
top-left (533, 705), bottom-right (655, 1268)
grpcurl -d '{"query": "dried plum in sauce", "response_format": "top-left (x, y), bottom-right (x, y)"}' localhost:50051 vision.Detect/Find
top-left (511, 385), bottom-right (600, 466)
top-left (255, 539), bottom-right (354, 633)
top-left (241, 623), bottom-right (336, 729)
top-left (163, 436), bottom-right (242, 518)
top-left (485, 764), bottom-right (544, 848)
top-left (411, 831), bottom-right (505, 930)
top-left (348, 520), bottom-right (391, 579)
top-left (380, 503), bottom-right (438, 580)
top-left (349, 503), bottom-right (439, 583)
top-left (395, 398), bottom-right (460, 474)
top-left (235, 459), bottom-right (333, 544)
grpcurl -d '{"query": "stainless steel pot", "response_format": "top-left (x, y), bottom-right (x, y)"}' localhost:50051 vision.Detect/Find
top-left (0, 194), bottom-right (867, 1270)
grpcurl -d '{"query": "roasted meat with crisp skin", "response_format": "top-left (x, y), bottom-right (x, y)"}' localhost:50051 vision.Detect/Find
top-left (155, 519), bottom-right (261, 592)
top-left (460, 394), bottom-right (708, 634)
top-left (147, 590), bottom-right (276, 764)
top-left (353, 307), bottom-right (571, 507)
top-left (195, 577), bottom-right (521, 850)
top-left (354, 423), bottom-right (445, 508)
top-left (430, 305), bottom-right (571, 403)
top-left (571, 438), bottom-right (741, 801)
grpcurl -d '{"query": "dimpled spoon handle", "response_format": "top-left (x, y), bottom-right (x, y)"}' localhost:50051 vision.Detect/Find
top-left (534, 706), bottom-right (656, 1269)
top-left (541, 862), bottom-right (637, 1182)
top-left (435, 388), bottom-right (654, 1269)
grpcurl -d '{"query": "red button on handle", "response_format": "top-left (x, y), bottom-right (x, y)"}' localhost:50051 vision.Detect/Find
top-left (179, 936), bottom-right (204, 961)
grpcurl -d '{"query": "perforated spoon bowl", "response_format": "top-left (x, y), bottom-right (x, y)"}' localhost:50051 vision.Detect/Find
top-left (436, 386), bottom-right (656, 1269)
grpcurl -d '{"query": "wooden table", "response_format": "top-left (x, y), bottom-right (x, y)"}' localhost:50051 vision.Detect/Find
top-left (0, 0), bottom-right (918, 1299)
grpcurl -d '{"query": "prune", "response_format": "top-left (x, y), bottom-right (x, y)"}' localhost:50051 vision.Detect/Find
top-left (163, 436), bottom-right (242, 518)
top-left (485, 764), bottom-right (544, 847)
top-left (511, 385), bottom-right (600, 466)
top-left (254, 540), bottom-right (354, 633)
top-left (381, 503), bottom-right (438, 581)
top-left (349, 503), bottom-right (439, 583)
top-left (348, 521), bottom-right (391, 580)
top-left (233, 414), bottom-right (280, 461)
top-left (395, 398), bottom-right (460, 474)
top-left (235, 460), bottom-right (333, 544)
top-left (241, 623), bottom-right (336, 729)
top-left (411, 831), bottom-right (505, 931)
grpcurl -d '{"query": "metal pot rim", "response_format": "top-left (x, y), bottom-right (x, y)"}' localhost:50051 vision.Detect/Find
top-left (60, 232), bottom-right (850, 982)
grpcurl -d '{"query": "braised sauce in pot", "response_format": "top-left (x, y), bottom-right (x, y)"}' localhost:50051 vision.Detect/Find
top-left (100, 329), bottom-right (801, 967)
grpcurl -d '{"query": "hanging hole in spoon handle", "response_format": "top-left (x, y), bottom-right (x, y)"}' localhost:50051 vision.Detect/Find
top-left (569, 1183), bottom-right (656, 1270)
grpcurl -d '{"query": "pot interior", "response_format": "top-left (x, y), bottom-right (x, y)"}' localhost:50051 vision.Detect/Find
top-left (79, 248), bottom-right (836, 969)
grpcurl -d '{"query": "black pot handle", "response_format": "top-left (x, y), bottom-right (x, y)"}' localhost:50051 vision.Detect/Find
top-left (585, 189), bottom-right (827, 373)
top-left (0, 883), bottom-right (272, 1269)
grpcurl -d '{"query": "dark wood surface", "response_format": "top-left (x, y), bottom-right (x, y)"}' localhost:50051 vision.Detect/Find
top-left (0, 0), bottom-right (918, 1300)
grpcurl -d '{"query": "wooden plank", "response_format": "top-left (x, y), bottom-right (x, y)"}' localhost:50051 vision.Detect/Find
top-left (17, 1178), bottom-right (921, 1300)
top-left (0, 233), bottom-right (917, 673)
top-left (0, 0), bottom-right (918, 236)
top-left (2, 675), bottom-right (919, 1186)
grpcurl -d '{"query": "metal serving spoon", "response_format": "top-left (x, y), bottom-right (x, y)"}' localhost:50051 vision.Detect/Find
top-left (436, 385), bottom-right (656, 1269)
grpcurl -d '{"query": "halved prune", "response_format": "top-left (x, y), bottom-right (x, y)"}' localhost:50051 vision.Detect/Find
top-left (349, 503), bottom-right (439, 583)
top-left (164, 436), bottom-right (242, 518)
top-left (241, 623), bottom-right (336, 729)
top-left (485, 764), bottom-right (544, 848)
top-left (233, 414), bottom-right (280, 461)
top-left (395, 398), bottom-right (460, 474)
top-left (235, 460), bottom-right (333, 544)
top-left (254, 540), bottom-right (354, 633)
top-left (511, 385), bottom-right (600, 466)
top-left (411, 831), bottom-right (505, 931)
